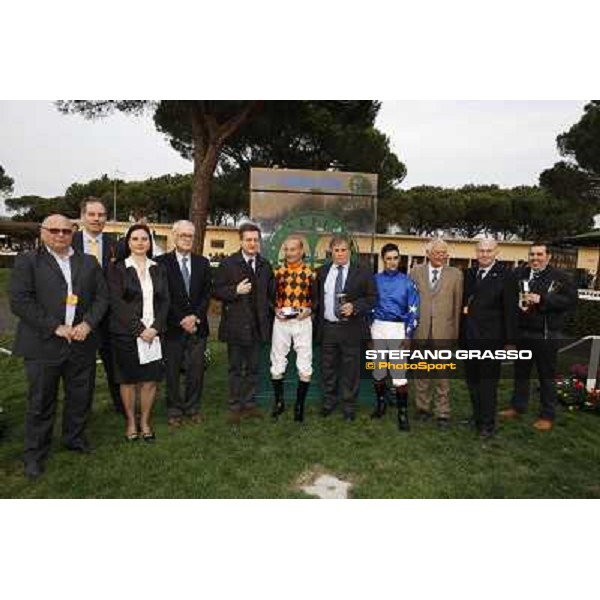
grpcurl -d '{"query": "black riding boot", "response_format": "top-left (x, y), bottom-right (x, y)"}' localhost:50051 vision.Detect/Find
top-left (396, 386), bottom-right (410, 431)
top-left (294, 381), bottom-right (310, 422)
top-left (271, 378), bottom-right (285, 418)
top-left (371, 379), bottom-right (387, 419)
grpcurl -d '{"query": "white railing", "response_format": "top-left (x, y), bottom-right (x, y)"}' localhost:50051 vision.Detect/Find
top-left (578, 289), bottom-right (600, 301)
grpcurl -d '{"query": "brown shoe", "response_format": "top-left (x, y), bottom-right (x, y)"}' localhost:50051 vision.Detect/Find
top-left (533, 418), bottom-right (553, 432)
top-left (499, 408), bottom-right (522, 420)
top-left (227, 410), bottom-right (242, 425)
top-left (168, 416), bottom-right (183, 428)
top-left (242, 406), bottom-right (264, 419)
top-left (188, 413), bottom-right (203, 425)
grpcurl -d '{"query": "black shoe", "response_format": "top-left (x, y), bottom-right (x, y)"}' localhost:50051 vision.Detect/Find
top-left (343, 412), bottom-right (356, 422)
top-left (320, 406), bottom-right (335, 418)
top-left (478, 426), bottom-right (496, 440)
top-left (436, 417), bottom-right (451, 429)
top-left (397, 408), bottom-right (410, 431)
top-left (141, 430), bottom-right (156, 443)
top-left (417, 410), bottom-right (433, 422)
top-left (271, 400), bottom-right (285, 419)
top-left (64, 440), bottom-right (94, 454)
top-left (24, 462), bottom-right (44, 480)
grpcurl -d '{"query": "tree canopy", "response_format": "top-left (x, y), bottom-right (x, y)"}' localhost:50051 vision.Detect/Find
top-left (0, 165), bottom-right (14, 197)
top-left (56, 100), bottom-right (406, 252)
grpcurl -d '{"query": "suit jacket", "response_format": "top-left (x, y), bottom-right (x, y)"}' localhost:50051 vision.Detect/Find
top-left (514, 265), bottom-right (577, 335)
top-left (107, 259), bottom-right (169, 337)
top-left (9, 246), bottom-right (109, 361)
top-left (461, 262), bottom-right (518, 344)
top-left (156, 251), bottom-right (212, 339)
top-left (72, 230), bottom-right (118, 273)
top-left (313, 262), bottom-right (377, 343)
top-left (410, 263), bottom-right (463, 340)
top-left (213, 251), bottom-right (275, 343)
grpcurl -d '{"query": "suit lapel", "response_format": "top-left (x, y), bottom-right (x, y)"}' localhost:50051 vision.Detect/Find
top-left (41, 247), bottom-right (67, 286)
top-left (70, 252), bottom-right (82, 292)
top-left (343, 264), bottom-right (356, 293)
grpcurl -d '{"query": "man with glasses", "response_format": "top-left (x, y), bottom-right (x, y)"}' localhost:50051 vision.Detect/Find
top-left (157, 221), bottom-right (212, 427)
top-left (410, 238), bottom-right (463, 428)
top-left (9, 214), bottom-right (108, 479)
top-left (72, 197), bottom-right (121, 413)
top-left (370, 243), bottom-right (419, 431)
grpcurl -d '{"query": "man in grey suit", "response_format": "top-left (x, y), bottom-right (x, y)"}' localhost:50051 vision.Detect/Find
top-left (410, 238), bottom-right (463, 427)
top-left (9, 214), bottom-right (109, 479)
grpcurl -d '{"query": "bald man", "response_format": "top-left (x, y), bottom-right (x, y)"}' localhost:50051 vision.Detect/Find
top-left (9, 214), bottom-right (109, 479)
top-left (461, 239), bottom-right (518, 438)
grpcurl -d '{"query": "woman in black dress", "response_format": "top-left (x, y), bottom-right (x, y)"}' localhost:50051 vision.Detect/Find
top-left (108, 224), bottom-right (169, 442)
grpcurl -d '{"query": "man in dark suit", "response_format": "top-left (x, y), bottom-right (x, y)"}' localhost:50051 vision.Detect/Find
top-left (314, 235), bottom-right (377, 420)
top-left (9, 214), bottom-right (109, 479)
top-left (157, 220), bottom-right (212, 427)
top-left (461, 239), bottom-right (518, 438)
top-left (72, 197), bottom-right (122, 413)
top-left (500, 242), bottom-right (577, 431)
top-left (213, 223), bottom-right (274, 425)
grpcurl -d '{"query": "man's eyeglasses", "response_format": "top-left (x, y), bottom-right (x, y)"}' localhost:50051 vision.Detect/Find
top-left (42, 227), bottom-right (73, 236)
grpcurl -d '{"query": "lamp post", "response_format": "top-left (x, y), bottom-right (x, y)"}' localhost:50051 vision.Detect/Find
top-left (113, 169), bottom-right (125, 222)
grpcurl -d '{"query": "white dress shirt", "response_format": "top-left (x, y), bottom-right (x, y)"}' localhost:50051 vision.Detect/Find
top-left (125, 256), bottom-right (157, 328)
top-left (324, 262), bottom-right (349, 322)
top-left (83, 231), bottom-right (103, 265)
top-left (428, 263), bottom-right (443, 287)
top-left (46, 246), bottom-right (76, 326)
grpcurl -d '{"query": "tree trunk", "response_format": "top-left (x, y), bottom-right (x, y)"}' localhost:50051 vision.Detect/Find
top-left (187, 102), bottom-right (262, 254)
top-left (190, 137), bottom-right (219, 254)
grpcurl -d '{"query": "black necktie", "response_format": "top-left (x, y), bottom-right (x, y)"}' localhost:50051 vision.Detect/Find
top-left (248, 258), bottom-right (255, 272)
top-left (431, 269), bottom-right (439, 285)
top-left (334, 265), bottom-right (344, 318)
top-left (477, 269), bottom-right (485, 282)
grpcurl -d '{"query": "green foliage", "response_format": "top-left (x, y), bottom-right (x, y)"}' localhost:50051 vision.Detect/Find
top-left (557, 100), bottom-right (600, 175)
top-left (564, 299), bottom-right (600, 339)
top-left (378, 184), bottom-right (589, 240)
top-left (0, 165), bottom-right (14, 197)
top-left (2, 341), bottom-right (600, 498)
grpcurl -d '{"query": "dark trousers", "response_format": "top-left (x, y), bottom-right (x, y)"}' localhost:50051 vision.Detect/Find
top-left (512, 334), bottom-right (559, 420)
top-left (227, 342), bottom-right (260, 411)
top-left (164, 334), bottom-right (207, 417)
top-left (465, 358), bottom-right (501, 432)
top-left (23, 354), bottom-right (96, 466)
top-left (98, 338), bottom-right (121, 410)
top-left (321, 322), bottom-right (361, 415)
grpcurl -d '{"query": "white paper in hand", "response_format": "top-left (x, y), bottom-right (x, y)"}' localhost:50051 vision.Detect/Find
top-left (137, 337), bottom-right (162, 365)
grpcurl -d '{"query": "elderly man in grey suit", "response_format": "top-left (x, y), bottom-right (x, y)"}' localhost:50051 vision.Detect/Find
top-left (9, 214), bottom-right (109, 479)
top-left (410, 238), bottom-right (463, 427)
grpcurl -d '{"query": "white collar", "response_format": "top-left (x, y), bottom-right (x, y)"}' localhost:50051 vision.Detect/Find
top-left (242, 251), bottom-right (258, 263)
top-left (125, 256), bottom-right (156, 269)
top-left (46, 245), bottom-right (74, 261)
top-left (176, 250), bottom-right (191, 262)
top-left (428, 263), bottom-right (443, 273)
top-left (478, 261), bottom-right (495, 274)
top-left (83, 230), bottom-right (102, 243)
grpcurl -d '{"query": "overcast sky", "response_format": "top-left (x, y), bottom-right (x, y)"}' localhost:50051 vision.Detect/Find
top-left (0, 100), bottom-right (587, 212)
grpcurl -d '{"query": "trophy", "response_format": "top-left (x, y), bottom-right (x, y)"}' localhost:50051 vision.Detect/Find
top-left (336, 292), bottom-right (348, 321)
top-left (519, 280), bottom-right (530, 310)
top-left (280, 306), bottom-right (300, 319)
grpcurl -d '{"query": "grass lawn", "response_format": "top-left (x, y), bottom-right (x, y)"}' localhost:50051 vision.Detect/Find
top-left (2, 338), bottom-right (600, 498)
